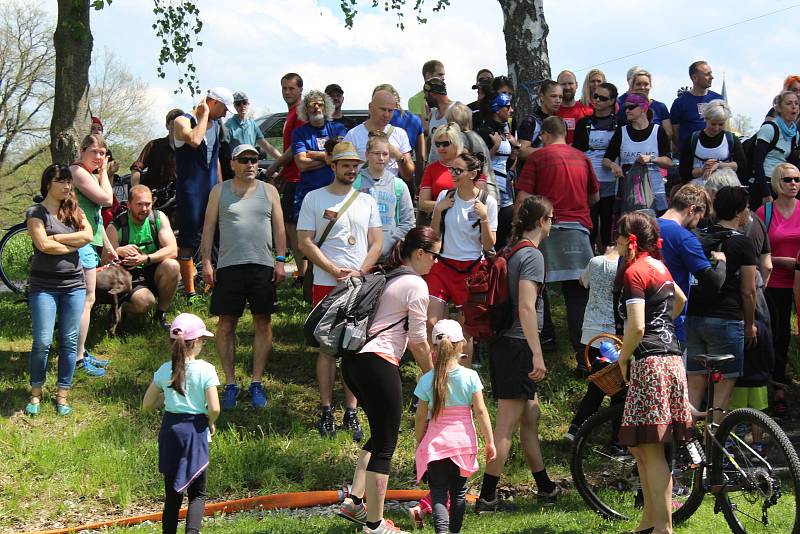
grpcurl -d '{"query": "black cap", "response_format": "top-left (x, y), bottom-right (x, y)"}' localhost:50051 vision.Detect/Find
top-left (324, 83), bottom-right (344, 95)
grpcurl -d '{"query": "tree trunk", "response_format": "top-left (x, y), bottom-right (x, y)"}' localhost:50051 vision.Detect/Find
top-left (498, 0), bottom-right (550, 122)
top-left (51, 0), bottom-right (92, 164)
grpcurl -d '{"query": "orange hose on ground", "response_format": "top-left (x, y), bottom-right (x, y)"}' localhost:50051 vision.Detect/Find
top-left (26, 489), bottom-right (455, 534)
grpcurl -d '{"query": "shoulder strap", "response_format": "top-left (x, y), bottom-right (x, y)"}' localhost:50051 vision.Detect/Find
top-left (117, 211), bottom-right (130, 246)
top-left (724, 131), bottom-right (735, 156)
top-left (150, 210), bottom-right (161, 249)
top-left (317, 190), bottom-right (360, 247)
top-left (438, 189), bottom-right (457, 254)
top-left (394, 178), bottom-right (405, 225)
top-left (690, 130), bottom-right (700, 154)
top-left (386, 125), bottom-right (395, 137)
top-left (764, 121), bottom-right (780, 152)
top-left (765, 202), bottom-right (774, 231)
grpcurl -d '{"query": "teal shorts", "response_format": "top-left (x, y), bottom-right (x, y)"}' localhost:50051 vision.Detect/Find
top-left (78, 244), bottom-right (99, 270)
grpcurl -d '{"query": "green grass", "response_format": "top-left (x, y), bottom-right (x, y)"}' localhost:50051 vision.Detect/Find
top-left (0, 285), bottom-right (796, 533)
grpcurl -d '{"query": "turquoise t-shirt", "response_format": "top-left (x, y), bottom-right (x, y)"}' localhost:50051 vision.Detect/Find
top-left (414, 366), bottom-right (482, 408)
top-left (153, 359), bottom-right (220, 415)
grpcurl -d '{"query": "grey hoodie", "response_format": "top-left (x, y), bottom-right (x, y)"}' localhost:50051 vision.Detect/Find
top-left (354, 168), bottom-right (416, 257)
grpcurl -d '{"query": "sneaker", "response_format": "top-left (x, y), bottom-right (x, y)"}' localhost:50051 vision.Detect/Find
top-left (319, 408), bottom-right (336, 438)
top-left (76, 358), bottom-right (106, 377)
top-left (83, 351), bottom-right (109, 368)
top-left (540, 336), bottom-right (556, 352)
top-left (221, 384), bottom-right (240, 410)
top-left (249, 382), bottom-right (267, 409)
top-left (474, 496), bottom-right (508, 514)
top-left (154, 310), bottom-right (170, 331)
top-left (363, 519), bottom-right (409, 534)
top-left (564, 424), bottom-right (579, 443)
top-left (338, 497), bottom-right (367, 525)
top-left (536, 484), bottom-right (562, 505)
top-left (609, 444), bottom-right (633, 460)
top-left (408, 505), bottom-right (424, 529)
top-left (186, 292), bottom-right (203, 306)
top-left (343, 408), bottom-right (363, 442)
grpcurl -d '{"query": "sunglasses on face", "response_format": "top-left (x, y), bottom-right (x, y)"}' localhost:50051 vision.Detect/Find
top-left (235, 101), bottom-right (248, 106)
top-left (449, 167), bottom-right (469, 177)
top-left (592, 93), bottom-right (611, 102)
top-left (624, 104), bottom-right (640, 111)
top-left (435, 140), bottom-right (451, 148)
top-left (545, 215), bottom-right (557, 223)
top-left (236, 157), bottom-right (259, 164)
top-left (783, 176), bottom-right (800, 183)
top-left (422, 248), bottom-right (440, 259)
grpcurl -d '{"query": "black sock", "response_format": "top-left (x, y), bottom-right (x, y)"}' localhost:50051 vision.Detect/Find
top-left (366, 520), bottom-right (381, 529)
top-left (479, 473), bottom-right (500, 501)
top-left (533, 469), bottom-right (555, 494)
top-left (351, 495), bottom-right (363, 505)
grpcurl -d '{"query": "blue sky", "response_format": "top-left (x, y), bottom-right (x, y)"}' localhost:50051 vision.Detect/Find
top-left (44, 0), bottom-right (798, 134)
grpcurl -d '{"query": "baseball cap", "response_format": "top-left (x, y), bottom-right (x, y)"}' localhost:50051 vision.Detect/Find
top-left (330, 141), bottom-right (364, 163)
top-left (231, 144), bottom-right (259, 159)
top-left (207, 86), bottom-right (237, 115)
top-left (233, 91), bottom-right (248, 103)
top-left (325, 83), bottom-right (344, 95)
top-left (472, 69), bottom-right (494, 89)
top-left (431, 319), bottom-right (465, 345)
top-left (91, 116), bottom-right (104, 128)
top-left (423, 78), bottom-right (447, 95)
top-left (170, 313), bottom-right (214, 341)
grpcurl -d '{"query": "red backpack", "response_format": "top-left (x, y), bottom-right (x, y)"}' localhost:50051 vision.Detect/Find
top-left (462, 240), bottom-right (535, 340)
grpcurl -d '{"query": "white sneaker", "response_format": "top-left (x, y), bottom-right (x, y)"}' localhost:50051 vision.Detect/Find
top-left (363, 519), bottom-right (410, 534)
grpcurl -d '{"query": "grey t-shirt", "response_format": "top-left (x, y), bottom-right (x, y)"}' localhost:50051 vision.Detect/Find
top-left (503, 244), bottom-right (545, 339)
top-left (25, 204), bottom-right (85, 292)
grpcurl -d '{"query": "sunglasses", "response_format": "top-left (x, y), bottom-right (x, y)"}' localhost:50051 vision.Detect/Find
top-left (422, 248), bottom-right (441, 259)
top-left (235, 101), bottom-right (248, 106)
top-left (782, 176), bottom-right (800, 183)
top-left (545, 215), bottom-right (557, 223)
top-left (236, 156), bottom-right (259, 164)
top-left (449, 167), bottom-right (469, 177)
top-left (624, 104), bottom-right (640, 111)
top-left (592, 93), bottom-right (611, 102)
top-left (435, 140), bottom-right (451, 148)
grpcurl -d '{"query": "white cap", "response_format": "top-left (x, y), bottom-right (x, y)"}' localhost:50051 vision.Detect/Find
top-left (231, 144), bottom-right (259, 159)
top-left (431, 319), bottom-right (465, 345)
top-left (207, 86), bottom-right (237, 115)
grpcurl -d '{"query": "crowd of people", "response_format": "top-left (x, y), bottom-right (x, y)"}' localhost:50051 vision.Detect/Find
top-left (20, 61), bottom-right (800, 534)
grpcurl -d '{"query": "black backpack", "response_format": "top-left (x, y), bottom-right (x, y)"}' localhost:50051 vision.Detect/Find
top-left (691, 226), bottom-right (739, 304)
top-left (113, 209), bottom-right (162, 249)
top-left (737, 121), bottom-right (798, 183)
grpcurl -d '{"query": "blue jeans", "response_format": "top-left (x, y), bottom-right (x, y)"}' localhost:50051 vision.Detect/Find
top-left (29, 288), bottom-right (86, 389)
top-left (685, 316), bottom-right (744, 378)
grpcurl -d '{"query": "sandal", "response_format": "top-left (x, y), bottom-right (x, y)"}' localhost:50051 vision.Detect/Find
top-left (55, 395), bottom-right (72, 416)
top-left (25, 395), bottom-right (41, 416)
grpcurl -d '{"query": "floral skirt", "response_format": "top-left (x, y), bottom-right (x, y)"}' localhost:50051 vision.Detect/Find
top-left (618, 355), bottom-right (694, 446)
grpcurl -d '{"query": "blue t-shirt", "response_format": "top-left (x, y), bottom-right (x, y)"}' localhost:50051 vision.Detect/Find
top-left (669, 90), bottom-right (723, 145)
top-left (153, 359), bottom-right (220, 415)
top-left (617, 94), bottom-right (670, 127)
top-left (225, 116), bottom-right (264, 149)
top-left (390, 110), bottom-right (424, 152)
top-left (291, 121), bottom-right (348, 215)
top-left (657, 218), bottom-right (711, 342)
top-left (414, 366), bottom-right (483, 409)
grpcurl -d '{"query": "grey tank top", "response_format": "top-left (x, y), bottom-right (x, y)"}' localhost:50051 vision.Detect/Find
top-left (217, 180), bottom-right (274, 269)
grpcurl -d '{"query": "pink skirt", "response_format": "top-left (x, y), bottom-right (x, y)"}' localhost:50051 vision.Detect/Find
top-left (415, 406), bottom-right (478, 482)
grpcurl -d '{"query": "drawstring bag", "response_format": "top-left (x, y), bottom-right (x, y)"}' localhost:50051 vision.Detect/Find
top-left (619, 163), bottom-right (656, 216)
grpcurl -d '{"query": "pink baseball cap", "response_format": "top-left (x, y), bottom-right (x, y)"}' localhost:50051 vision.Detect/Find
top-left (169, 313), bottom-right (214, 340)
top-left (431, 319), bottom-right (465, 345)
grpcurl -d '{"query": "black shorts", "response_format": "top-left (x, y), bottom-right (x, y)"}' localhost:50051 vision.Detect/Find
top-left (489, 336), bottom-right (537, 400)
top-left (129, 265), bottom-right (159, 297)
top-left (281, 181), bottom-right (298, 223)
top-left (210, 264), bottom-right (277, 317)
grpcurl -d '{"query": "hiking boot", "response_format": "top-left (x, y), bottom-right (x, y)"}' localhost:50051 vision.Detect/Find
top-left (76, 357), bottom-right (106, 377)
top-left (249, 382), bottom-right (267, 409)
top-left (338, 497), bottom-right (367, 525)
top-left (363, 519), bottom-right (409, 534)
top-left (536, 484), bottom-right (562, 505)
top-left (319, 408), bottom-right (336, 438)
top-left (221, 384), bottom-right (240, 410)
top-left (343, 408), bottom-right (363, 442)
top-left (154, 310), bottom-right (170, 331)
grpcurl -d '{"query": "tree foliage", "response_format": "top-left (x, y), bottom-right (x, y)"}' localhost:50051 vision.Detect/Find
top-left (339, 0), bottom-right (451, 30)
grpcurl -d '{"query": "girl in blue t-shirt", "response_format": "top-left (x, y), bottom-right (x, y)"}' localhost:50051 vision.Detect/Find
top-left (414, 319), bottom-right (495, 534)
top-left (143, 313), bottom-right (220, 534)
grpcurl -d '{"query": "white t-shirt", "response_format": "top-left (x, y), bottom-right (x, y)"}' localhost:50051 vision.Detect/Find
top-left (436, 189), bottom-right (498, 261)
top-left (297, 188), bottom-right (382, 286)
top-left (344, 123), bottom-right (412, 177)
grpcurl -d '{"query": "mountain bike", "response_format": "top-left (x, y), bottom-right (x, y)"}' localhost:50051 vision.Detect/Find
top-left (0, 194), bottom-right (43, 294)
top-left (571, 353), bottom-right (800, 533)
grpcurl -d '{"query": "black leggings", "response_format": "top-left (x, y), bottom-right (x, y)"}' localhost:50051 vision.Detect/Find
top-left (590, 195), bottom-right (615, 249)
top-left (765, 287), bottom-right (793, 385)
top-left (570, 348), bottom-right (627, 430)
top-left (342, 353), bottom-right (403, 474)
top-left (163, 470), bottom-right (207, 534)
top-left (428, 458), bottom-right (468, 534)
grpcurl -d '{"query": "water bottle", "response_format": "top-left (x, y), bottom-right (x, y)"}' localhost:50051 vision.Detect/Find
top-left (598, 341), bottom-right (620, 363)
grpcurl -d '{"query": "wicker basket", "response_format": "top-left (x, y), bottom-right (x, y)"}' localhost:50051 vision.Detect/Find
top-left (584, 333), bottom-right (625, 396)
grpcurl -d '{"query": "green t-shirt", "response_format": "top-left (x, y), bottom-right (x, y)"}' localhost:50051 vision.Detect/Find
top-left (407, 90), bottom-right (427, 119)
top-left (75, 189), bottom-right (103, 246)
top-left (114, 212), bottom-right (161, 256)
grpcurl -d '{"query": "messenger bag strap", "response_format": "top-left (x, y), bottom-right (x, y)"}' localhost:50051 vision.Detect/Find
top-left (317, 190), bottom-right (361, 248)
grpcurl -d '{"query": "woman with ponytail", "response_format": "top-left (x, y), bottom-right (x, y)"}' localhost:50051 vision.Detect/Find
top-left (24, 164), bottom-right (94, 416)
top-left (413, 319), bottom-right (495, 534)
top-left (338, 227), bottom-right (437, 534)
top-left (477, 195), bottom-right (561, 510)
top-left (143, 313), bottom-right (219, 534)
top-left (615, 212), bottom-right (692, 534)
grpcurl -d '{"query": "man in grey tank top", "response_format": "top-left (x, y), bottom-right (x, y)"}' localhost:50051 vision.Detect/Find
top-left (200, 144), bottom-right (287, 410)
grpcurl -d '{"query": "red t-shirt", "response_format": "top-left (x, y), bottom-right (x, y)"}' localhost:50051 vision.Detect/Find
top-left (280, 103), bottom-right (305, 183)
top-left (420, 161), bottom-right (455, 200)
top-left (557, 102), bottom-right (593, 145)
top-left (516, 144), bottom-right (599, 230)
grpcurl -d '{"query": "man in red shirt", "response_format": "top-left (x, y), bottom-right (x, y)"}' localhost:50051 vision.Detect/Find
top-left (556, 70), bottom-right (592, 145)
top-left (516, 116), bottom-right (599, 373)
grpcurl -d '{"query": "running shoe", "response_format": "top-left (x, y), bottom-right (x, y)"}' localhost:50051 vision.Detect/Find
top-left (338, 497), bottom-right (367, 525)
top-left (536, 484), bottom-right (562, 505)
top-left (564, 424), bottom-right (579, 443)
top-left (76, 357), bottom-right (106, 377)
top-left (249, 382), bottom-right (267, 409)
top-left (154, 310), bottom-right (170, 331)
top-left (363, 519), bottom-right (409, 534)
top-left (221, 384), bottom-right (240, 410)
top-left (342, 408), bottom-right (363, 442)
top-left (474, 496), bottom-right (514, 513)
top-left (83, 351), bottom-right (109, 368)
top-left (319, 408), bottom-right (336, 438)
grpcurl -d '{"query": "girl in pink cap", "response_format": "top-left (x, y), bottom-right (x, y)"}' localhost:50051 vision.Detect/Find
top-left (143, 313), bottom-right (220, 534)
top-left (413, 319), bottom-right (495, 534)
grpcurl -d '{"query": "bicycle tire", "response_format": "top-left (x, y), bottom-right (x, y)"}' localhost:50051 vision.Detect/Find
top-left (571, 402), bottom-right (703, 524)
top-left (710, 407), bottom-right (800, 533)
top-left (0, 223), bottom-right (32, 294)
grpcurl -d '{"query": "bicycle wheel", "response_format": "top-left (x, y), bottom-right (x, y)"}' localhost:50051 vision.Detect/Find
top-left (571, 402), bottom-right (703, 523)
top-left (0, 223), bottom-right (33, 294)
top-left (711, 407), bottom-right (800, 533)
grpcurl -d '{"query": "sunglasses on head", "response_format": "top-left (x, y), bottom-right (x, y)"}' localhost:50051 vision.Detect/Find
top-left (435, 140), bottom-right (451, 148)
top-left (592, 93), bottom-right (611, 102)
top-left (783, 176), bottom-right (800, 183)
top-left (624, 104), bottom-right (640, 111)
top-left (236, 156), bottom-right (259, 164)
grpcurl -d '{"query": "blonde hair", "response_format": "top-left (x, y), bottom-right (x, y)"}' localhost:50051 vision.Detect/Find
top-left (431, 336), bottom-right (463, 419)
top-left (433, 122), bottom-right (464, 154)
top-left (772, 162), bottom-right (800, 197)
top-left (445, 102), bottom-right (473, 131)
top-left (580, 68), bottom-right (606, 106)
top-left (80, 134), bottom-right (108, 152)
top-left (701, 99), bottom-right (732, 122)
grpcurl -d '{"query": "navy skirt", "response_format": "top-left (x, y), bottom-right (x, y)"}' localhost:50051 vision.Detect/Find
top-left (159, 412), bottom-right (210, 493)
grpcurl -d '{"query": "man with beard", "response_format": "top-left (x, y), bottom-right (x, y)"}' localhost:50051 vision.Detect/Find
top-left (292, 90), bottom-right (349, 223)
top-left (555, 70), bottom-right (592, 145)
top-left (297, 141), bottom-right (382, 440)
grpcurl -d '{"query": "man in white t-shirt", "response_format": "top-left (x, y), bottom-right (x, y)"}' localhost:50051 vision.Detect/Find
top-left (297, 141), bottom-right (382, 441)
top-left (344, 89), bottom-right (414, 183)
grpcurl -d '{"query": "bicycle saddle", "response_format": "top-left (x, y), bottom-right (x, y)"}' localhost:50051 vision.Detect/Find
top-left (693, 354), bottom-right (735, 368)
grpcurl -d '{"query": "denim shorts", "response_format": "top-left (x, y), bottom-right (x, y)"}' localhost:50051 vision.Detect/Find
top-left (78, 244), bottom-right (99, 270)
top-left (685, 316), bottom-right (744, 378)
